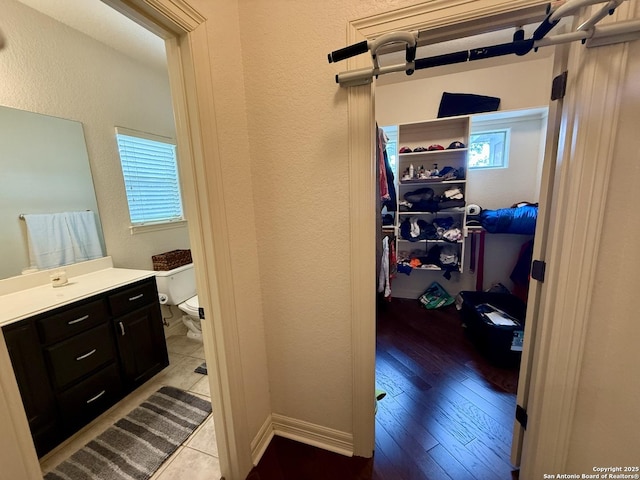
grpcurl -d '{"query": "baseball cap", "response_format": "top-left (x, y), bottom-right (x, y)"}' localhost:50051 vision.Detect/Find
top-left (447, 141), bottom-right (466, 149)
top-left (427, 144), bottom-right (445, 151)
top-left (399, 146), bottom-right (412, 153)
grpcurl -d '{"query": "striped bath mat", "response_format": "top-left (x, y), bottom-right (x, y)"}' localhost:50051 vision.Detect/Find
top-left (44, 386), bottom-right (211, 480)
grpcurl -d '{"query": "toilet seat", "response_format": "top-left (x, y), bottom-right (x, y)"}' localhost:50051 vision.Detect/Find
top-left (178, 295), bottom-right (199, 317)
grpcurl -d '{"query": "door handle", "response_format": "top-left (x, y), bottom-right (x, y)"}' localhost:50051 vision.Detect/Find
top-left (86, 390), bottom-right (106, 404)
top-left (76, 349), bottom-right (97, 361)
top-left (119, 321), bottom-right (125, 336)
top-left (68, 315), bottom-right (89, 325)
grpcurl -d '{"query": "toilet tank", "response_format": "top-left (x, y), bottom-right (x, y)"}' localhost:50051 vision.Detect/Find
top-left (154, 263), bottom-right (196, 305)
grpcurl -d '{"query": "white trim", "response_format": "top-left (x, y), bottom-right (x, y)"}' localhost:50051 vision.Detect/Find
top-left (519, 3), bottom-right (634, 476)
top-left (129, 220), bottom-right (187, 235)
top-left (471, 107), bottom-right (549, 126)
top-left (271, 414), bottom-right (354, 457)
top-left (346, 22), bottom-right (377, 458)
top-left (511, 35), bottom-right (571, 467)
top-left (250, 415), bottom-right (274, 466)
top-left (115, 126), bottom-right (176, 144)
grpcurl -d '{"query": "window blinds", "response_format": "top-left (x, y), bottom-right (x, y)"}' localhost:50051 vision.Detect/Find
top-left (115, 129), bottom-right (183, 225)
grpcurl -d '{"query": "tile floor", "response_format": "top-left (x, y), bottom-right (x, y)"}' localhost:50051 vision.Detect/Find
top-left (39, 333), bottom-right (221, 479)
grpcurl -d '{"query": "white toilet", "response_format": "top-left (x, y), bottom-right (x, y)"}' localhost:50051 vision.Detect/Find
top-left (155, 263), bottom-right (202, 341)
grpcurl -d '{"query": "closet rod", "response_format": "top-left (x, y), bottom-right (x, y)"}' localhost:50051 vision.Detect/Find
top-left (334, 20), bottom-right (640, 87)
top-left (329, 0), bottom-right (639, 87)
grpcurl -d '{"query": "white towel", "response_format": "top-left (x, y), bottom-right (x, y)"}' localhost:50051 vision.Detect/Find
top-left (64, 211), bottom-right (104, 263)
top-left (24, 212), bottom-right (103, 270)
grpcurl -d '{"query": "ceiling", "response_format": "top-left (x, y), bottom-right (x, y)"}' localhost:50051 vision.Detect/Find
top-left (16, 0), bottom-right (167, 72)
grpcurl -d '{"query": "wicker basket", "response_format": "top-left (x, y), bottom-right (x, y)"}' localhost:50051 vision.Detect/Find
top-left (152, 249), bottom-right (192, 271)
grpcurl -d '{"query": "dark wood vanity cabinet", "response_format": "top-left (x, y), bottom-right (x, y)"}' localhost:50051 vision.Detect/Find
top-left (2, 276), bottom-right (169, 457)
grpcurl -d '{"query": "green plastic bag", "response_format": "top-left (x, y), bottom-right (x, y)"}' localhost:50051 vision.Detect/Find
top-left (419, 281), bottom-right (455, 309)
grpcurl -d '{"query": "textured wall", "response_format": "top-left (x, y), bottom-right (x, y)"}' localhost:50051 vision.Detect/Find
top-left (231, 0), bottom-right (425, 433)
top-left (0, 0), bottom-right (188, 275)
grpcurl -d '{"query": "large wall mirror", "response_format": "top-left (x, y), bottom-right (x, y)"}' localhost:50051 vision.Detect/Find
top-left (0, 105), bottom-right (105, 280)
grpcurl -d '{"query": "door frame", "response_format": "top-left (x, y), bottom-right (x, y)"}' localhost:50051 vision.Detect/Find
top-left (103, 1), bottom-right (254, 478)
top-left (346, 1), bottom-right (632, 476)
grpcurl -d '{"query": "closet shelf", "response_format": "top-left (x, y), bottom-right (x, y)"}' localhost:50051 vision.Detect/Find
top-left (398, 148), bottom-right (468, 157)
top-left (397, 239), bottom-right (463, 244)
top-left (390, 114), bottom-right (471, 273)
top-left (398, 208), bottom-right (466, 215)
top-left (402, 265), bottom-right (460, 272)
top-left (399, 179), bottom-right (466, 186)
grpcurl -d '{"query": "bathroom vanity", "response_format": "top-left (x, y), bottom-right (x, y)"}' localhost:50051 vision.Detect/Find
top-left (0, 258), bottom-right (169, 457)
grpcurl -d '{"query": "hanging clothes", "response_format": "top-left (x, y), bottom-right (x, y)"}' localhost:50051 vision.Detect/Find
top-left (378, 236), bottom-right (391, 298)
top-left (377, 234), bottom-right (397, 301)
top-left (379, 128), bottom-right (397, 212)
top-left (377, 125), bottom-right (390, 203)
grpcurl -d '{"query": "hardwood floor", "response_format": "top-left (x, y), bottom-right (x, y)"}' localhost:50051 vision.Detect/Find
top-left (373, 298), bottom-right (520, 480)
top-left (249, 298), bottom-right (520, 480)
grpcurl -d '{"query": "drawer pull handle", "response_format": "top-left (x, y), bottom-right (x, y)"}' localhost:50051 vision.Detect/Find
top-left (119, 321), bottom-right (125, 336)
top-left (128, 293), bottom-right (144, 302)
top-left (86, 390), bottom-right (106, 404)
top-left (76, 349), bottom-right (97, 361)
top-left (68, 315), bottom-right (89, 325)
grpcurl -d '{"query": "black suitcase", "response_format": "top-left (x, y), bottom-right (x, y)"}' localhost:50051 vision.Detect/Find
top-left (458, 291), bottom-right (526, 366)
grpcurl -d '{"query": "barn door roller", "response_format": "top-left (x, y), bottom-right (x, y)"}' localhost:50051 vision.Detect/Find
top-left (328, 0), bottom-right (640, 87)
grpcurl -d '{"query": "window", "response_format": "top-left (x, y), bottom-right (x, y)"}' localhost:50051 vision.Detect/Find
top-left (381, 125), bottom-right (398, 170)
top-left (469, 128), bottom-right (510, 169)
top-left (115, 127), bottom-right (184, 227)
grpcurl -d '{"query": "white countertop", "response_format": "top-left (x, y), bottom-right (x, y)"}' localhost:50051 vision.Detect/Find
top-left (0, 262), bottom-right (156, 327)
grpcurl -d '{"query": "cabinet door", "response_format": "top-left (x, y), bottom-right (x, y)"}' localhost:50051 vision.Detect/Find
top-left (113, 304), bottom-right (168, 388)
top-left (3, 322), bottom-right (56, 431)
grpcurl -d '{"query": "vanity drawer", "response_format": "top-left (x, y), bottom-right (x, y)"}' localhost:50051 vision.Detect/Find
top-left (37, 298), bottom-right (108, 345)
top-left (45, 323), bottom-right (116, 390)
top-left (57, 362), bottom-right (122, 429)
top-left (108, 279), bottom-right (157, 317)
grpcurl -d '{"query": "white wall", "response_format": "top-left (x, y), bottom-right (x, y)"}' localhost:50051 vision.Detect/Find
top-left (468, 111), bottom-right (548, 209)
top-left (0, 0), bottom-right (188, 277)
top-left (467, 111), bottom-right (547, 291)
top-left (376, 56), bottom-right (551, 296)
top-left (376, 54), bottom-right (553, 125)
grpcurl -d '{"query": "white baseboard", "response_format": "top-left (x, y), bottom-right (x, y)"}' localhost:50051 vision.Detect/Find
top-left (271, 413), bottom-right (354, 457)
top-left (250, 413), bottom-right (354, 465)
top-left (250, 415), bottom-right (275, 465)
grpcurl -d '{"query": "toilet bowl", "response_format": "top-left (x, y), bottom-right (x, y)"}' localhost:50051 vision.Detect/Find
top-left (154, 263), bottom-right (203, 342)
top-left (178, 295), bottom-right (202, 341)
